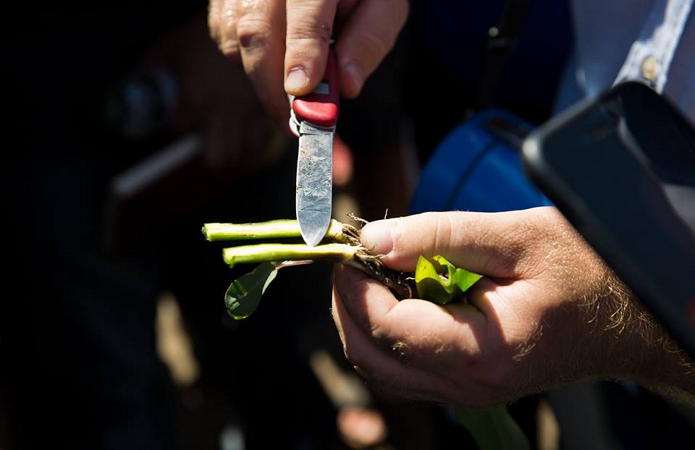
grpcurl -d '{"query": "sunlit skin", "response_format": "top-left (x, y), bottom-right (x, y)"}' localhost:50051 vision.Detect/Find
top-left (206, 0), bottom-right (695, 407)
top-left (332, 208), bottom-right (695, 406)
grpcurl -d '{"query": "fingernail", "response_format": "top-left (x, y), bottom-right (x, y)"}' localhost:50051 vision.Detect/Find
top-left (344, 62), bottom-right (364, 94)
top-left (285, 67), bottom-right (309, 92)
top-left (361, 221), bottom-right (395, 256)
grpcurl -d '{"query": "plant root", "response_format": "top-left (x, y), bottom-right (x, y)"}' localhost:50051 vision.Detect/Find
top-left (346, 253), bottom-right (415, 300)
top-left (339, 217), bottom-right (414, 299)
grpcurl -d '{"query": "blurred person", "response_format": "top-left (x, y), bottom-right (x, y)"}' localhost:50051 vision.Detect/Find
top-left (3, 5), bottom-right (209, 448)
top-left (1, 3), bottom-right (344, 449)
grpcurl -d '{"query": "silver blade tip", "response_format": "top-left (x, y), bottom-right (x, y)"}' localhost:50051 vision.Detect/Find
top-left (300, 225), bottom-right (328, 247)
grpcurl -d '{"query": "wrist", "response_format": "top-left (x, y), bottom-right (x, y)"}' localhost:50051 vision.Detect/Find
top-left (587, 273), bottom-right (695, 403)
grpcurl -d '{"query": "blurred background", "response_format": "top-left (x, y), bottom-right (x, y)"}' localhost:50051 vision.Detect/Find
top-left (1, 1), bottom-right (694, 449)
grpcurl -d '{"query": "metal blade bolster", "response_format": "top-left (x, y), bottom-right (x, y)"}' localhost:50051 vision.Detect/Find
top-left (296, 122), bottom-right (334, 247)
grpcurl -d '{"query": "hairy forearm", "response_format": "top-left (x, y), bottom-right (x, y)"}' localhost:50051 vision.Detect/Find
top-left (621, 303), bottom-right (695, 404)
top-left (587, 270), bottom-right (695, 404)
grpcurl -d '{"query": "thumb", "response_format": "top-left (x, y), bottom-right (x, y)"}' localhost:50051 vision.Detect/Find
top-left (359, 209), bottom-right (556, 277)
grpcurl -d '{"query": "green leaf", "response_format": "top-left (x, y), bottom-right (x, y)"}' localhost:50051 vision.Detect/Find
top-left (416, 257), bottom-right (526, 450)
top-left (414, 255), bottom-right (482, 305)
top-left (434, 255), bottom-right (483, 293)
top-left (415, 256), bottom-right (456, 304)
top-left (455, 406), bottom-right (530, 450)
top-left (224, 262), bottom-right (278, 320)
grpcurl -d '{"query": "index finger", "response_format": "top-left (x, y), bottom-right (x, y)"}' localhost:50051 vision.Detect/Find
top-left (284, 0), bottom-right (339, 96)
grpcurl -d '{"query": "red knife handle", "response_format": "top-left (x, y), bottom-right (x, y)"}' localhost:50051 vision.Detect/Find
top-left (292, 49), bottom-right (339, 128)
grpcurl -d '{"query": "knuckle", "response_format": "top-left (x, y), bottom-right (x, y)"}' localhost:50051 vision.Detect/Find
top-left (210, 1), bottom-right (241, 44)
top-left (354, 28), bottom-right (390, 65)
top-left (218, 39), bottom-right (241, 59)
top-left (388, 217), bottom-right (410, 258)
top-left (211, 10), bottom-right (244, 59)
top-left (236, 13), bottom-right (273, 50)
top-left (286, 21), bottom-right (333, 45)
top-left (434, 213), bottom-right (455, 255)
top-left (404, 212), bottom-right (454, 257)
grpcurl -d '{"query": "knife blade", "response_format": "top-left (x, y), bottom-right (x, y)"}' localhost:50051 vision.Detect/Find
top-left (291, 49), bottom-right (339, 246)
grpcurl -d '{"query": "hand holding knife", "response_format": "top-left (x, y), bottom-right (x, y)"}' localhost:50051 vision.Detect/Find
top-left (290, 48), bottom-right (340, 247)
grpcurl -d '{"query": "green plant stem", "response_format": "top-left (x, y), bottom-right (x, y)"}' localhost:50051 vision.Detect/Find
top-left (203, 219), bottom-right (347, 242)
top-left (222, 243), bottom-right (359, 268)
top-left (208, 219), bottom-right (413, 299)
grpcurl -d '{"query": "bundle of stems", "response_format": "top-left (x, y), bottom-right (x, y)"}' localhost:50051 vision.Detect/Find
top-left (202, 219), bottom-right (414, 298)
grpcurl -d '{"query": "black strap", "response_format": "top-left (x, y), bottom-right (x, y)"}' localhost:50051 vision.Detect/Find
top-left (471, 0), bottom-right (533, 114)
